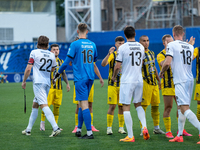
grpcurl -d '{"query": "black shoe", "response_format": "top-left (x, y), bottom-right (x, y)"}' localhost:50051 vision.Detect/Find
top-left (75, 131), bottom-right (81, 137)
top-left (79, 134), bottom-right (94, 139)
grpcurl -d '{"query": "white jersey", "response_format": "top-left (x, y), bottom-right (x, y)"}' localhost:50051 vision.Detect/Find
top-left (28, 49), bottom-right (57, 86)
top-left (116, 41), bottom-right (145, 83)
top-left (166, 40), bottom-right (194, 84)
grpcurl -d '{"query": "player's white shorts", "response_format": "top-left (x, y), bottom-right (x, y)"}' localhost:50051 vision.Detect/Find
top-left (33, 83), bottom-right (50, 105)
top-left (119, 82), bottom-right (143, 105)
top-left (175, 80), bottom-right (194, 106)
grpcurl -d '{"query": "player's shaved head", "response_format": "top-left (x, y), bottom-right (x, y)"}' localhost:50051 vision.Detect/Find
top-left (37, 35), bottom-right (49, 49)
top-left (162, 34), bottom-right (172, 43)
top-left (78, 23), bottom-right (87, 33)
top-left (139, 35), bottom-right (148, 42)
top-left (173, 25), bottom-right (184, 37)
top-left (124, 26), bottom-right (135, 39)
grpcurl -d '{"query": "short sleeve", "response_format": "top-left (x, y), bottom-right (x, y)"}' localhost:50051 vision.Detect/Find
top-left (52, 55), bottom-right (57, 68)
top-left (28, 51), bottom-right (35, 65)
top-left (67, 42), bottom-right (76, 58)
top-left (116, 46), bottom-right (123, 62)
top-left (194, 47), bottom-right (199, 58)
top-left (166, 44), bottom-right (173, 58)
top-left (108, 53), bottom-right (114, 63)
top-left (157, 53), bottom-right (165, 65)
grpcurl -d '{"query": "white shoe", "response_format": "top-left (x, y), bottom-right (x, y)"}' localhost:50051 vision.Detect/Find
top-left (118, 128), bottom-right (126, 134)
top-left (49, 128), bottom-right (61, 137)
top-left (22, 129), bottom-right (31, 136)
top-left (107, 128), bottom-right (113, 135)
top-left (153, 129), bottom-right (165, 134)
top-left (40, 122), bottom-right (45, 131)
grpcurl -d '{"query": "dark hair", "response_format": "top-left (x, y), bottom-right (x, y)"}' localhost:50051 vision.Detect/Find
top-left (124, 26), bottom-right (135, 39)
top-left (50, 44), bottom-right (59, 49)
top-left (139, 35), bottom-right (148, 42)
top-left (173, 25), bottom-right (184, 36)
top-left (37, 35), bottom-right (49, 49)
top-left (78, 23), bottom-right (87, 33)
top-left (162, 34), bottom-right (172, 43)
top-left (115, 36), bottom-right (125, 42)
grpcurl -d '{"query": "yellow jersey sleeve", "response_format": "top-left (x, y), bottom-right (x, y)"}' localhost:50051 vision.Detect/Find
top-left (157, 53), bottom-right (165, 66)
top-left (194, 47), bottom-right (199, 58)
top-left (108, 53), bottom-right (114, 63)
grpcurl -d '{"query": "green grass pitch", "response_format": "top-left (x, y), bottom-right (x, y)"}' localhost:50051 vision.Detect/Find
top-left (0, 80), bottom-right (200, 150)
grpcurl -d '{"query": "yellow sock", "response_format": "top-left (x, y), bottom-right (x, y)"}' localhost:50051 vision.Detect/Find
top-left (118, 114), bottom-right (124, 128)
top-left (107, 114), bottom-right (114, 127)
top-left (53, 104), bottom-right (60, 124)
top-left (151, 106), bottom-right (160, 127)
top-left (41, 111), bottom-right (46, 122)
top-left (75, 114), bottom-right (78, 126)
top-left (163, 117), bottom-right (171, 132)
top-left (140, 105), bottom-right (148, 128)
top-left (91, 113), bottom-right (93, 126)
top-left (197, 104), bottom-right (200, 121)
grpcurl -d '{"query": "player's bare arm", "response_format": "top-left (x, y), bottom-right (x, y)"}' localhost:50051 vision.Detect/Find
top-left (155, 68), bottom-right (161, 90)
top-left (101, 47), bottom-right (115, 67)
top-left (111, 61), bottom-right (121, 82)
top-left (62, 72), bottom-right (70, 92)
top-left (22, 64), bottom-right (33, 89)
top-left (159, 56), bottom-right (172, 78)
top-left (94, 63), bottom-right (104, 87)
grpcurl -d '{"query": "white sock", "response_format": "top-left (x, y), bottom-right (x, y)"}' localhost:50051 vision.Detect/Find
top-left (27, 108), bottom-right (38, 132)
top-left (184, 109), bottom-right (200, 132)
top-left (123, 111), bottom-right (133, 138)
top-left (77, 128), bottom-right (81, 132)
top-left (154, 125), bottom-right (159, 130)
top-left (41, 121), bottom-right (45, 123)
top-left (42, 106), bottom-right (58, 131)
top-left (177, 109), bottom-right (186, 136)
top-left (87, 130), bottom-right (92, 136)
top-left (136, 106), bottom-right (147, 129)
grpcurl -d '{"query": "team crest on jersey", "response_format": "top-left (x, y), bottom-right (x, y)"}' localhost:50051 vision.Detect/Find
top-left (196, 93), bottom-right (199, 97)
top-left (109, 97), bottom-right (112, 101)
top-left (142, 98), bottom-right (144, 102)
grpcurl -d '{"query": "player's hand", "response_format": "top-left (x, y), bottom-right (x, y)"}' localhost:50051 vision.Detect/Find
top-left (108, 47), bottom-right (115, 55)
top-left (159, 72), bottom-right (164, 79)
top-left (111, 76), bottom-right (116, 82)
top-left (100, 78), bottom-right (104, 87)
top-left (66, 83), bottom-right (70, 92)
top-left (53, 72), bottom-right (60, 86)
top-left (187, 36), bottom-right (195, 46)
top-left (158, 80), bottom-right (161, 90)
top-left (22, 81), bottom-right (26, 89)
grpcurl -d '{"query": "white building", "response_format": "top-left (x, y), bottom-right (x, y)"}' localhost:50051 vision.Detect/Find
top-left (0, 0), bottom-right (56, 43)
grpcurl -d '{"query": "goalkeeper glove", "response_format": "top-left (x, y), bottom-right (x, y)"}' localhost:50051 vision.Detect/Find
top-left (53, 72), bottom-right (60, 85)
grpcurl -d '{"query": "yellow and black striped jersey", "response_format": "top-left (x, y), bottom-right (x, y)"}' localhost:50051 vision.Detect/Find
top-left (108, 51), bottom-right (121, 87)
top-left (194, 47), bottom-right (200, 84)
top-left (50, 57), bottom-right (64, 90)
top-left (157, 49), bottom-right (174, 88)
top-left (142, 49), bottom-right (157, 85)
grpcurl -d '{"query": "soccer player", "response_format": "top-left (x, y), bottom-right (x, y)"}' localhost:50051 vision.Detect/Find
top-left (72, 63), bottom-right (104, 133)
top-left (157, 34), bottom-right (192, 138)
top-left (139, 35), bottom-right (165, 135)
top-left (101, 36), bottom-right (126, 135)
top-left (193, 47), bottom-right (200, 121)
top-left (40, 44), bottom-right (70, 131)
top-left (21, 35), bottom-right (61, 137)
top-left (54, 23), bottom-right (97, 139)
top-left (112, 26), bottom-right (149, 142)
top-left (159, 25), bottom-right (200, 143)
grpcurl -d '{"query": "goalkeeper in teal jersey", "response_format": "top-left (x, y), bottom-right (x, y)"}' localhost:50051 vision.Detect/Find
top-left (54, 23), bottom-right (97, 139)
